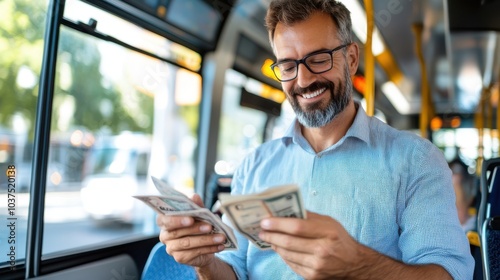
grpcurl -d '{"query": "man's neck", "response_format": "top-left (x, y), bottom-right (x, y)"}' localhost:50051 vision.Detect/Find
top-left (301, 101), bottom-right (357, 153)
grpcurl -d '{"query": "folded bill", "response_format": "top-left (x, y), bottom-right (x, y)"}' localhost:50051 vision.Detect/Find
top-left (133, 177), bottom-right (238, 250)
top-left (218, 184), bottom-right (306, 250)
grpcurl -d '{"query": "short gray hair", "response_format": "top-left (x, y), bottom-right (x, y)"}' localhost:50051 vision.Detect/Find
top-left (265, 0), bottom-right (353, 47)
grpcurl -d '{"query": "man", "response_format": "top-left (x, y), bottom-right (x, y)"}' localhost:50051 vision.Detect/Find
top-left (157, 0), bottom-right (474, 279)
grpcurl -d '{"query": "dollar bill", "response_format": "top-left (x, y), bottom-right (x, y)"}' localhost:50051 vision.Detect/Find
top-left (133, 195), bottom-right (199, 213)
top-left (152, 176), bottom-right (191, 199)
top-left (218, 184), bottom-right (306, 250)
top-left (133, 177), bottom-right (238, 250)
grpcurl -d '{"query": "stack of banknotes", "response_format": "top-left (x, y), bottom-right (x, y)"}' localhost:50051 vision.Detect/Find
top-left (134, 177), bottom-right (306, 250)
top-left (217, 184), bottom-right (306, 249)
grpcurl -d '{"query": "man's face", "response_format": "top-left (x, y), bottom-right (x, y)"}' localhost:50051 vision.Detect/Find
top-left (272, 12), bottom-right (356, 128)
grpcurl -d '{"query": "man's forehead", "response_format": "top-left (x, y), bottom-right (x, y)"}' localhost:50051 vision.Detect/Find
top-left (272, 12), bottom-right (339, 58)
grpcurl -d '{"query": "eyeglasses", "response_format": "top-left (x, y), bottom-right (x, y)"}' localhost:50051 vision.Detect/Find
top-left (270, 43), bottom-right (351, 82)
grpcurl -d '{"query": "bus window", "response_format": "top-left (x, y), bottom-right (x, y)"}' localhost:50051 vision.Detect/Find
top-left (0, 0), bottom-right (47, 267)
top-left (41, 0), bottom-right (200, 257)
top-left (216, 69), bottom-right (269, 175)
top-left (0, 0), bottom-right (201, 267)
top-left (433, 127), bottom-right (499, 165)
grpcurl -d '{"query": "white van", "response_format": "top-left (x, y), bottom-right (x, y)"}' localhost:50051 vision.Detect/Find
top-left (80, 132), bottom-right (152, 224)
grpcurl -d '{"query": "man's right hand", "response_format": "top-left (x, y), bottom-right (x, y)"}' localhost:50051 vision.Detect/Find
top-left (157, 193), bottom-right (227, 268)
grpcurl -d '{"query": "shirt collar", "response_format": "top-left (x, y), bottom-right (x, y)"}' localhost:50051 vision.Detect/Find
top-left (281, 101), bottom-right (372, 147)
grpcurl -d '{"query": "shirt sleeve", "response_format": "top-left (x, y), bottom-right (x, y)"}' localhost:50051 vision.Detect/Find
top-left (398, 139), bottom-right (475, 279)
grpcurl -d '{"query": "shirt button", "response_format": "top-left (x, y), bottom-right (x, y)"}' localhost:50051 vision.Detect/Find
top-left (312, 190), bottom-right (317, 196)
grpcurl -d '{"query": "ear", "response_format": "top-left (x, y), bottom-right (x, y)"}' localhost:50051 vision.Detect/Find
top-left (347, 43), bottom-right (360, 76)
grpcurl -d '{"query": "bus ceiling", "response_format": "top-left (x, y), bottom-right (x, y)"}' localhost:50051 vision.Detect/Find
top-left (88, 0), bottom-right (500, 130)
top-left (83, 0), bottom-right (237, 53)
top-left (255, 0), bottom-right (500, 130)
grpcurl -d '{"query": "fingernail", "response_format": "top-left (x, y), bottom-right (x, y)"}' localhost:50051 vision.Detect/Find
top-left (258, 231), bottom-right (265, 240)
top-left (200, 224), bottom-right (211, 232)
top-left (213, 236), bottom-right (224, 243)
top-left (181, 217), bottom-right (191, 226)
top-left (261, 219), bottom-right (271, 229)
top-left (217, 244), bottom-right (225, 251)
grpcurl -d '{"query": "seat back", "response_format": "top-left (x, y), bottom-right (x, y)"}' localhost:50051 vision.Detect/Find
top-left (142, 243), bottom-right (196, 280)
top-left (204, 173), bottom-right (232, 210)
top-left (30, 255), bottom-right (138, 280)
top-left (478, 158), bottom-right (500, 280)
top-left (482, 217), bottom-right (500, 278)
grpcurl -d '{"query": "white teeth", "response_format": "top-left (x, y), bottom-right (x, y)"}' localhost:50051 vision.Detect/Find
top-left (302, 88), bottom-right (326, 99)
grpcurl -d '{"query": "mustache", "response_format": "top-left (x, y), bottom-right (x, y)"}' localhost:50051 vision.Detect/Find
top-left (290, 81), bottom-right (334, 95)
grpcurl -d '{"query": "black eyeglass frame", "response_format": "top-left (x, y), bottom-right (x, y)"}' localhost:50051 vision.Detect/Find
top-left (270, 42), bottom-right (352, 82)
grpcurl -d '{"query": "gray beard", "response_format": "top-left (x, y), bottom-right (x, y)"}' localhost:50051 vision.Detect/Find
top-left (292, 65), bottom-right (353, 128)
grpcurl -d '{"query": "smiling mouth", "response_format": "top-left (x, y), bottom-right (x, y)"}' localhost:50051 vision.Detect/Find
top-left (301, 88), bottom-right (326, 99)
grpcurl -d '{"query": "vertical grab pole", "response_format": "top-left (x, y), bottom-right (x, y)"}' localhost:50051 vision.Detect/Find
top-left (486, 85), bottom-right (493, 157)
top-left (497, 84), bottom-right (500, 157)
top-left (363, 0), bottom-right (375, 117)
top-left (25, 0), bottom-right (65, 277)
top-left (412, 23), bottom-right (433, 139)
top-left (475, 87), bottom-right (487, 177)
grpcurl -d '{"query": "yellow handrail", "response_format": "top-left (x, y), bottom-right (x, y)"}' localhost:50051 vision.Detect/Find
top-left (497, 84), bottom-right (500, 157)
top-left (363, 0), bottom-right (375, 117)
top-left (412, 23), bottom-right (433, 139)
top-left (475, 87), bottom-right (488, 175)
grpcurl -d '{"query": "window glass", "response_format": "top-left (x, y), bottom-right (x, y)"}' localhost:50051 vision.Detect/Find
top-left (270, 99), bottom-right (296, 139)
top-left (432, 128), bottom-right (498, 170)
top-left (215, 69), bottom-right (272, 175)
top-left (64, 0), bottom-right (202, 71)
top-left (0, 0), bottom-right (201, 264)
top-left (0, 0), bottom-right (48, 267)
top-left (39, 10), bottom-right (201, 255)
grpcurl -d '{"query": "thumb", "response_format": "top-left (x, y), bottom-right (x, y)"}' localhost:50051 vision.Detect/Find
top-left (191, 193), bottom-right (205, 208)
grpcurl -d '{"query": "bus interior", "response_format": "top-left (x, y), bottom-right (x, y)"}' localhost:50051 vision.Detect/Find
top-left (0, 0), bottom-right (500, 279)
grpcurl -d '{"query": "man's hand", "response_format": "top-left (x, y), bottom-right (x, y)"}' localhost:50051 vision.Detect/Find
top-left (258, 211), bottom-right (452, 280)
top-left (258, 211), bottom-right (366, 279)
top-left (157, 193), bottom-right (227, 268)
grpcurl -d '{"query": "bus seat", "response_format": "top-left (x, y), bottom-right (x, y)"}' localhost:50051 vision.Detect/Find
top-left (478, 157), bottom-right (500, 280)
top-left (30, 254), bottom-right (138, 280)
top-left (204, 173), bottom-right (232, 210)
top-left (142, 242), bottom-right (196, 280)
top-left (481, 217), bottom-right (500, 279)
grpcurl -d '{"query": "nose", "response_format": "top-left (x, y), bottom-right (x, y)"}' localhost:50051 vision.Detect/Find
top-left (295, 63), bottom-right (316, 88)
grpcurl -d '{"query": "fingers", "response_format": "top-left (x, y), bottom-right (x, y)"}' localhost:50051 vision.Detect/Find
top-left (157, 213), bottom-right (227, 267)
top-left (273, 246), bottom-right (317, 278)
top-left (260, 211), bottom-right (337, 238)
top-left (169, 245), bottom-right (224, 266)
top-left (166, 233), bottom-right (227, 253)
top-left (157, 214), bottom-right (194, 231)
top-left (157, 214), bottom-right (216, 246)
top-left (155, 192), bottom-right (206, 231)
top-left (191, 193), bottom-right (205, 208)
top-left (259, 230), bottom-right (311, 253)
top-left (162, 221), bottom-right (213, 240)
top-left (274, 246), bottom-right (310, 267)
top-left (156, 213), bottom-right (227, 250)
top-left (163, 230), bottom-right (227, 267)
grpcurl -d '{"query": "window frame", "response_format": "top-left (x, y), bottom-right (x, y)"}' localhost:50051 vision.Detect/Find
top-left (11, 0), bottom-right (205, 277)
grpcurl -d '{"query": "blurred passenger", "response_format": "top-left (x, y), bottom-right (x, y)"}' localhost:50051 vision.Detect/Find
top-left (449, 158), bottom-right (478, 232)
top-left (449, 158), bottom-right (482, 280)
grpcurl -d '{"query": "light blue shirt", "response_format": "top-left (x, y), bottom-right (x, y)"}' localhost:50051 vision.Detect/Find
top-left (217, 105), bottom-right (474, 280)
